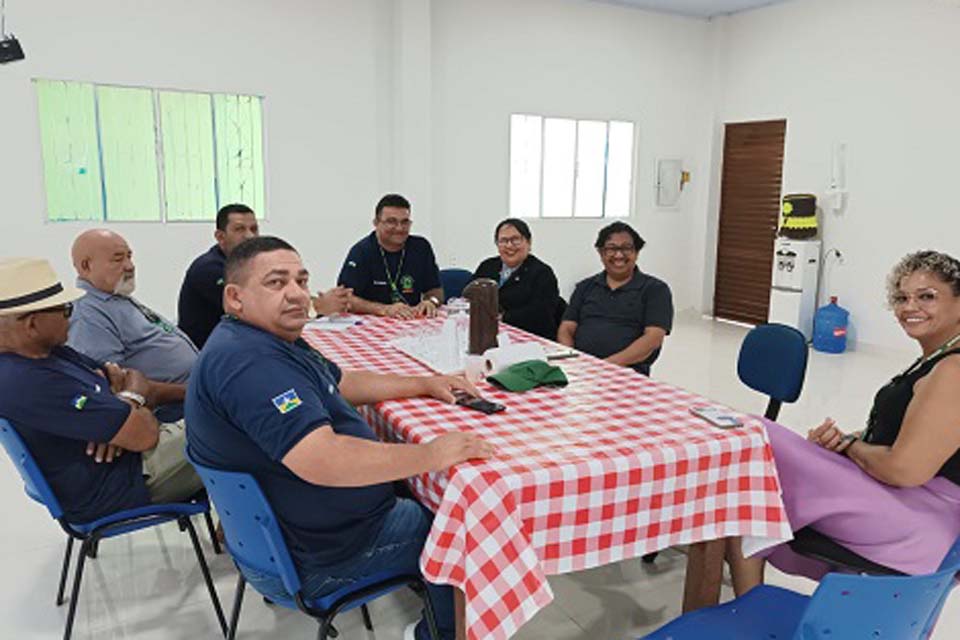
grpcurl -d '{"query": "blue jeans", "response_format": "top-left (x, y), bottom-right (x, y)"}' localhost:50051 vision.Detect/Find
top-left (242, 498), bottom-right (454, 640)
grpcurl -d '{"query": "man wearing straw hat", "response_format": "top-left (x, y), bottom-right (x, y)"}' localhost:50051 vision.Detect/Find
top-left (0, 258), bottom-right (202, 523)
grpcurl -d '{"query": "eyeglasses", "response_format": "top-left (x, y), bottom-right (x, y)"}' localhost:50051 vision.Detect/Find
top-left (379, 217), bottom-right (412, 229)
top-left (601, 245), bottom-right (637, 257)
top-left (891, 290), bottom-right (941, 308)
top-left (496, 236), bottom-right (525, 247)
top-left (18, 302), bottom-right (74, 320)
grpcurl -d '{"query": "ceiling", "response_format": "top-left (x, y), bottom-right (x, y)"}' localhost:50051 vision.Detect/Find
top-left (592, 0), bottom-right (790, 19)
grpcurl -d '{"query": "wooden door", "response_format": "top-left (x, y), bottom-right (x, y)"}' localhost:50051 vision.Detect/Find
top-left (713, 120), bottom-right (786, 325)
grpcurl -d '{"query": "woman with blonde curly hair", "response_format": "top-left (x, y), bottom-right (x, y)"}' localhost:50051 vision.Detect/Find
top-left (728, 249), bottom-right (960, 594)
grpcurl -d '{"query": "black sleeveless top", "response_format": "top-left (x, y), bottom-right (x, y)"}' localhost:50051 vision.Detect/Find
top-left (863, 348), bottom-right (960, 484)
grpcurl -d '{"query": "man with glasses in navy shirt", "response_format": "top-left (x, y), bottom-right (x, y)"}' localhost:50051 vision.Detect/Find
top-left (0, 259), bottom-right (203, 524)
top-left (337, 194), bottom-right (443, 319)
top-left (186, 236), bottom-right (493, 640)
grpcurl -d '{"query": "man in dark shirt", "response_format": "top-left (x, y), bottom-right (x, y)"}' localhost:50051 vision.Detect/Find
top-left (186, 236), bottom-right (493, 640)
top-left (0, 258), bottom-right (202, 524)
top-left (179, 204), bottom-right (352, 348)
top-left (177, 204), bottom-right (259, 349)
top-left (559, 222), bottom-right (673, 376)
top-left (337, 194), bottom-right (443, 319)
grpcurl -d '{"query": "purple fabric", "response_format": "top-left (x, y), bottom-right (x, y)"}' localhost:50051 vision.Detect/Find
top-left (759, 419), bottom-right (960, 579)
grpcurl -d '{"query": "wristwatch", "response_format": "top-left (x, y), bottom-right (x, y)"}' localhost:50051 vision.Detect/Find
top-left (425, 295), bottom-right (441, 308)
top-left (839, 433), bottom-right (858, 455)
top-left (116, 390), bottom-right (146, 408)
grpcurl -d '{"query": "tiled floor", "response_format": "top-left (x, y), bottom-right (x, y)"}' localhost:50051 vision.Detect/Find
top-left (1, 314), bottom-right (956, 639)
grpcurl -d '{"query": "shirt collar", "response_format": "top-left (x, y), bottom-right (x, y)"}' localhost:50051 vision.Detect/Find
top-left (224, 315), bottom-right (304, 346)
top-left (75, 278), bottom-right (116, 301)
top-left (593, 267), bottom-right (643, 291)
top-left (367, 230), bottom-right (407, 254)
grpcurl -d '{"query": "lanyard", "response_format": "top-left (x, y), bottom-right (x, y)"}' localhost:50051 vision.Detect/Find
top-left (379, 245), bottom-right (410, 304)
top-left (900, 332), bottom-right (960, 378)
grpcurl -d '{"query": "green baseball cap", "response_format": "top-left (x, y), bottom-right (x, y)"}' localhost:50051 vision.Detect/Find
top-left (487, 359), bottom-right (568, 392)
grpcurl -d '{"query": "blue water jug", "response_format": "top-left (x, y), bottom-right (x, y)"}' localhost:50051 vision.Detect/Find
top-left (813, 296), bottom-right (849, 353)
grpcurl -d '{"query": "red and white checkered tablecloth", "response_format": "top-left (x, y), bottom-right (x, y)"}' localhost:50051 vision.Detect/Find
top-left (303, 317), bottom-right (791, 640)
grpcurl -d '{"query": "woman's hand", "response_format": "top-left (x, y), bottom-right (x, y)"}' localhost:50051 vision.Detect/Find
top-left (808, 418), bottom-right (855, 454)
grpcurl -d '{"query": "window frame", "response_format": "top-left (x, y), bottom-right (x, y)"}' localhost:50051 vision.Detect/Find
top-left (508, 112), bottom-right (637, 220)
top-left (34, 78), bottom-right (268, 224)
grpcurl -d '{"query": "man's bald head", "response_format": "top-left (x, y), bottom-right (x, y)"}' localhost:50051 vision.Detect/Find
top-left (71, 229), bottom-right (136, 295)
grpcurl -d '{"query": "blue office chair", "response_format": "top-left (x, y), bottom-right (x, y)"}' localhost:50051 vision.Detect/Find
top-left (187, 448), bottom-right (440, 640)
top-left (737, 322), bottom-right (808, 420)
top-left (0, 418), bottom-right (227, 640)
top-left (439, 268), bottom-right (473, 302)
top-left (641, 534), bottom-right (960, 640)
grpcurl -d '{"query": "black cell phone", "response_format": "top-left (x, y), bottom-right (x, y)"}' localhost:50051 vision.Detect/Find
top-left (453, 391), bottom-right (506, 414)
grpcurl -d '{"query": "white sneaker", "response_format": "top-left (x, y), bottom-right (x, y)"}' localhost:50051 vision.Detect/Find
top-left (403, 621), bottom-right (418, 640)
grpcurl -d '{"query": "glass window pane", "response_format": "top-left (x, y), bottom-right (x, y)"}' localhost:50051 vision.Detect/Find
top-left (35, 80), bottom-right (104, 221)
top-left (98, 86), bottom-right (162, 221)
top-left (541, 118), bottom-right (576, 218)
top-left (160, 91), bottom-right (216, 221)
top-left (604, 121), bottom-right (634, 218)
top-left (574, 120), bottom-right (607, 218)
top-left (213, 94), bottom-right (265, 216)
top-left (509, 114), bottom-right (542, 218)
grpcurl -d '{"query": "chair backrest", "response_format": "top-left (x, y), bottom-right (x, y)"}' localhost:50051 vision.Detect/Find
top-left (186, 447), bottom-right (302, 595)
top-left (794, 557), bottom-right (960, 640)
top-left (922, 534), bottom-right (960, 637)
top-left (737, 323), bottom-right (808, 420)
top-left (0, 418), bottom-right (64, 520)
top-left (554, 297), bottom-right (567, 329)
top-left (439, 268), bottom-right (474, 302)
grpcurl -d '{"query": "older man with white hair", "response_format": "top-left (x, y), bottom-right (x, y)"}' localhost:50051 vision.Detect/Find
top-left (68, 229), bottom-right (197, 421)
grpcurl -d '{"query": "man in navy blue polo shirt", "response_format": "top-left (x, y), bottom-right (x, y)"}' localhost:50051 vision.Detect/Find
top-left (178, 204), bottom-right (353, 349)
top-left (337, 194), bottom-right (443, 319)
top-left (0, 258), bottom-right (203, 524)
top-left (559, 221), bottom-right (673, 376)
top-left (177, 204), bottom-right (260, 349)
top-left (186, 236), bottom-right (493, 640)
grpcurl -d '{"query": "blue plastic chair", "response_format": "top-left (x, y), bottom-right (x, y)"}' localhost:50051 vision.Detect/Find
top-left (641, 534), bottom-right (960, 640)
top-left (187, 448), bottom-right (440, 640)
top-left (439, 268), bottom-right (473, 302)
top-left (737, 323), bottom-right (808, 420)
top-left (0, 418), bottom-right (227, 640)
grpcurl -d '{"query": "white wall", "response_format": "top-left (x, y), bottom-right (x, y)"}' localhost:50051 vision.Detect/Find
top-left (430, 0), bottom-right (714, 308)
top-left (0, 0), bottom-right (401, 318)
top-left (1, 0), bottom-right (714, 318)
top-left (703, 0), bottom-right (960, 350)
top-left (5, 0), bottom-right (956, 351)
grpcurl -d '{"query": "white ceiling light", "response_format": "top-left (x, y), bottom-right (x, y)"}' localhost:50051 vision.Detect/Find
top-left (590, 0), bottom-right (791, 19)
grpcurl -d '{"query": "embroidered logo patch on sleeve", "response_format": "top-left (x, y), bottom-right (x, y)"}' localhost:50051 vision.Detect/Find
top-left (72, 395), bottom-right (88, 410)
top-left (272, 389), bottom-right (303, 414)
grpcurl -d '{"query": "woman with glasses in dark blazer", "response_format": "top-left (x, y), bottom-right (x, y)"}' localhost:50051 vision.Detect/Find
top-left (471, 219), bottom-right (561, 340)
